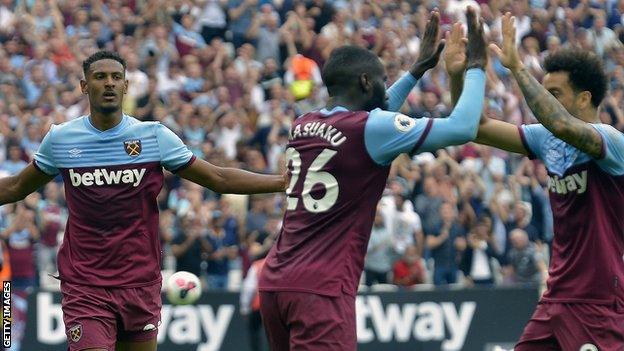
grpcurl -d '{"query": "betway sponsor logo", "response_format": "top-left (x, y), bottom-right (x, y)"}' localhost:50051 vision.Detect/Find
top-left (36, 293), bottom-right (234, 351)
top-left (548, 170), bottom-right (587, 195)
top-left (68, 168), bottom-right (146, 187)
top-left (356, 296), bottom-right (476, 351)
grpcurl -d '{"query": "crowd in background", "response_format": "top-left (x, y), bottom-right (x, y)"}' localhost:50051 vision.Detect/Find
top-left (2, 0), bottom-right (624, 302)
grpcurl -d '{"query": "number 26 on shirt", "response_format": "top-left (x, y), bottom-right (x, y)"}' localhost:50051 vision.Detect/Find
top-left (285, 147), bottom-right (339, 213)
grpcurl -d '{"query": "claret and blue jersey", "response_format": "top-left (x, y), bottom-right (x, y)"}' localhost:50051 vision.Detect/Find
top-left (33, 114), bottom-right (195, 288)
top-left (519, 123), bottom-right (624, 305)
top-left (259, 69), bottom-right (486, 297)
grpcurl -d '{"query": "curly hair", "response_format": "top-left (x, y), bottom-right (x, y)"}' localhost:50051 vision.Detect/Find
top-left (82, 50), bottom-right (126, 78)
top-left (543, 48), bottom-right (608, 108)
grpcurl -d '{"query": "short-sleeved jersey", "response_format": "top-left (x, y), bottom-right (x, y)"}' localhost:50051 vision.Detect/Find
top-left (259, 106), bottom-right (433, 297)
top-left (519, 123), bottom-right (624, 305)
top-left (34, 115), bottom-right (195, 288)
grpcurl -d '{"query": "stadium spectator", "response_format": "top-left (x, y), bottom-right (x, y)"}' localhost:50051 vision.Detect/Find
top-left (36, 182), bottom-right (66, 275)
top-left (459, 216), bottom-right (501, 286)
top-left (503, 229), bottom-right (547, 286)
top-left (425, 201), bottom-right (467, 285)
top-left (206, 211), bottom-right (233, 289)
top-left (2, 144), bottom-right (27, 175)
top-left (392, 244), bottom-right (426, 287)
top-left (171, 214), bottom-right (212, 278)
top-left (240, 257), bottom-right (268, 351)
top-left (364, 206), bottom-right (394, 286)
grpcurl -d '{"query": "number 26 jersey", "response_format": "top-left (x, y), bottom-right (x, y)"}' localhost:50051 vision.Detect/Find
top-left (259, 106), bottom-right (434, 297)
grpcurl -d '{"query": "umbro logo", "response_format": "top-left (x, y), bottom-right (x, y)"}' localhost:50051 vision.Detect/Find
top-left (547, 149), bottom-right (562, 159)
top-left (68, 148), bottom-right (82, 158)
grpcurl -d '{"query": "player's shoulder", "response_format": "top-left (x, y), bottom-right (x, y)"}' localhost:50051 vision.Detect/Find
top-left (367, 108), bottom-right (417, 133)
top-left (124, 115), bottom-right (163, 134)
top-left (591, 123), bottom-right (624, 140)
top-left (45, 115), bottom-right (89, 141)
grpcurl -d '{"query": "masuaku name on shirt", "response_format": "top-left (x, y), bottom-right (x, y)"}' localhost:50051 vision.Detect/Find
top-left (289, 122), bottom-right (347, 147)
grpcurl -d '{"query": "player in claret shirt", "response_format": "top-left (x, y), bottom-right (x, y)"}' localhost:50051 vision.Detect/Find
top-left (447, 12), bottom-right (624, 351)
top-left (0, 50), bottom-right (286, 351)
top-left (258, 8), bottom-right (487, 350)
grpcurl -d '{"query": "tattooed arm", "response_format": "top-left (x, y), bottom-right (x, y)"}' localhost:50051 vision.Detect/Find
top-left (511, 67), bottom-right (603, 158)
top-left (492, 12), bottom-right (603, 158)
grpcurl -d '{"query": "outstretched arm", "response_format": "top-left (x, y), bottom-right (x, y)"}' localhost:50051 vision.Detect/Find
top-left (0, 164), bottom-right (54, 205)
top-left (511, 68), bottom-right (602, 157)
top-left (419, 7), bottom-right (488, 152)
top-left (387, 10), bottom-right (445, 111)
top-left (178, 159), bottom-right (286, 194)
top-left (419, 69), bottom-right (486, 151)
top-left (444, 21), bottom-right (528, 155)
top-left (491, 13), bottom-right (603, 158)
top-left (157, 123), bottom-right (286, 194)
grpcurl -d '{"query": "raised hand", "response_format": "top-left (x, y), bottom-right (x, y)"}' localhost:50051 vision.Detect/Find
top-left (465, 7), bottom-right (488, 70)
top-left (444, 22), bottom-right (467, 78)
top-left (410, 10), bottom-right (445, 79)
top-left (489, 12), bottom-right (522, 72)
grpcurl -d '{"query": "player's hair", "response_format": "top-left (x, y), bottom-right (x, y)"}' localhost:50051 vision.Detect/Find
top-left (321, 45), bottom-right (383, 96)
top-left (82, 50), bottom-right (127, 78)
top-left (543, 48), bottom-right (607, 108)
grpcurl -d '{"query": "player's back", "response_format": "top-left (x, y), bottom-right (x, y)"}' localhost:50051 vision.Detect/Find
top-left (520, 123), bottom-right (624, 305)
top-left (259, 108), bottom-right (390, 297)
top-left (34, 115), bottom-right (195, 288)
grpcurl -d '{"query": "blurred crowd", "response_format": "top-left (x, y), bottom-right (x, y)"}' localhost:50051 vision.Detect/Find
top-left (2, 0), bottom-right (624, 304)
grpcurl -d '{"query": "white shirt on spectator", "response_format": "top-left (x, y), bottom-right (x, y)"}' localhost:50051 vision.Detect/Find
top-left (194, 0), bottom-right (227, 30)
top-left (126, 69), bottom-right (149, 100)
top-left (216, 124), bottom-right (242, 159)
top-left (380, 196), bottom-right (422, 255)
top-left (0, 5), bottom-right (14, 32)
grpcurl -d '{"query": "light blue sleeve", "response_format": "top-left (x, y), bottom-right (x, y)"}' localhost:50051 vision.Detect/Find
top-left (418, 68), bottom-right (486, 152)
top-left (364, 109), bottom-right (432, 166)
top-left (33, 125), bottom-right (59, 176)
top-left (592, 124), bottom-right (624, 175)
top-left (155, 123), bottom-right (196, 172)
top-left (386, 72), bottom-right (418, 112)
top-left (519, 124), bottom-right (551, 160)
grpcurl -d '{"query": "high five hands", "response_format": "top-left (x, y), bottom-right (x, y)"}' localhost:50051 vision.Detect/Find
top-left (410, 10), bottom-right (445, 79)
top-left (443, 7), bottom-right (488, 77)
top-left (489, 12), bottom-right (523, 72)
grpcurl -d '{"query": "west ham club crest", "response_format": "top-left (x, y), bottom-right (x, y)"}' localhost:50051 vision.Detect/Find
top-left (124, 140), bottom-right (142, 157)
top-left (69, 324), bottom-right (82, 342)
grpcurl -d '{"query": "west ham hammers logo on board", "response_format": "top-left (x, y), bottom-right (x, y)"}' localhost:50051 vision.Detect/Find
top-left (124, 140), bottom-right (142, 157)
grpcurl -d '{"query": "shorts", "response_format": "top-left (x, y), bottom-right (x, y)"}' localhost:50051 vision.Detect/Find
top-left (515, 302), bottom-right (624, 351)
top-left (259, 291), bottom-right (356, 351)
top-left (61, 281), bottom-right (162, 351)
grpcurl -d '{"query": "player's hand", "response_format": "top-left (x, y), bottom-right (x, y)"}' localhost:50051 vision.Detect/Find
top-left (443, 22), bottom-right (467, 78)
top-left (465, 7), bottom-right (488, 70)
top-left (410, 10), bottom-right (445, 79)
top-left (489, 12), bottom-right (523, 72)
top-left (281, 166), bottom-right (291, 192)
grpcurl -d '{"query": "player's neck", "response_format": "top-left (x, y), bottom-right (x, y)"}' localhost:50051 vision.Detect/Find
top-left (89, 111), bottom-right (124, 131)
top-left (576, 109), bottom-right (600, 124)
top-left (326, 96), bottom-right (363, 112)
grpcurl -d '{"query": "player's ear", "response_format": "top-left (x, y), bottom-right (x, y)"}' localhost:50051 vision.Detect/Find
top-left (124, 79), bottom-right (128, 95)
top-left (80, 79), bottom-right (88, 94)
top-left (576, 90), bottom-right (592, 110)
top-left (359, 73), bottom-right (372, 93)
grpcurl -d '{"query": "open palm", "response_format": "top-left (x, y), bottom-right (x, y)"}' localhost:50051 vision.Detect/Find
top-left (490, 12), bottom-right (522, 71)
top-left (444, 22), bottom-right (467, 77)
top-left (411, 10), bottom-right (445, 78)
